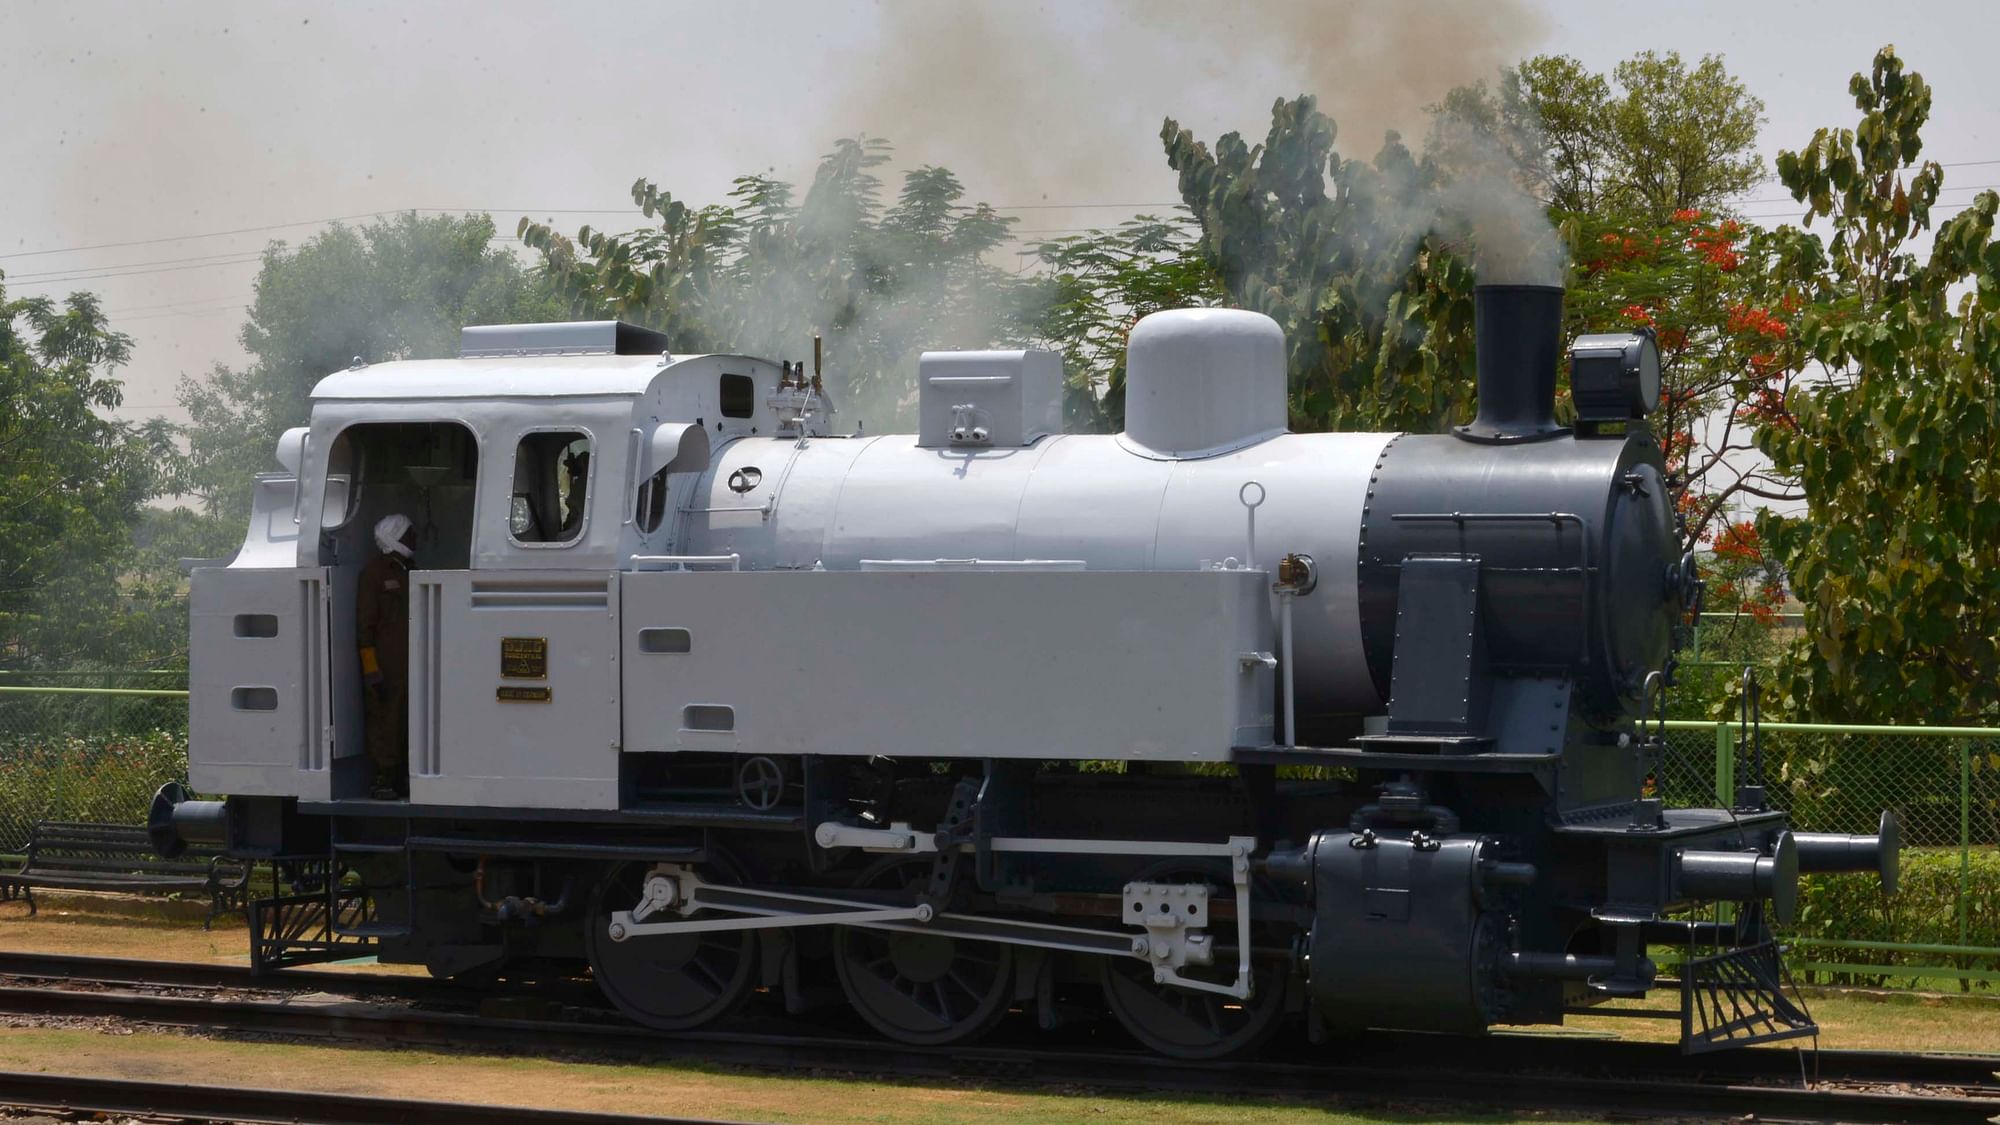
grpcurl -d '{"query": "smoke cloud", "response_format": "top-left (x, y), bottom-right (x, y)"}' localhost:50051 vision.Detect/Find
top-left (816, 1), bottom-right (1544, 198)
top-left (815, 1), bottom-right (1562, 284)
top-left (1426, 113), bottom-right (1570, 286)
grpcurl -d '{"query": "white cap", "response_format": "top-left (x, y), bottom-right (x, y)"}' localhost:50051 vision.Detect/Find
top-left (373, 513), bottom-right (414, 558)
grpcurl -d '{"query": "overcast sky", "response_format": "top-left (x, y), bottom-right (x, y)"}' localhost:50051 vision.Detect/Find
top-left (2, 0), bottom-right (1994, 427)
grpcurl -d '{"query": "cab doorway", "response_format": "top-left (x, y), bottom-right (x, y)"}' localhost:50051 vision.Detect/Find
top-left (317, 421), bottom-right (479, 799)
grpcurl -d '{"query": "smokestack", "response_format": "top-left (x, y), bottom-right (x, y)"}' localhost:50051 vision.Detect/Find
top-left (1455, 284), bottom-right (1568, 444)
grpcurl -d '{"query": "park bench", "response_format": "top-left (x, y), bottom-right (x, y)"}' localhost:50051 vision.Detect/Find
top-left (0, 820), bottom-right (249, 929)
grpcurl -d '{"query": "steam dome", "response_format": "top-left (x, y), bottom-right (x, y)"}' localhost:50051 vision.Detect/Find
top-left (1122, 308), bottom-right (1287, 458)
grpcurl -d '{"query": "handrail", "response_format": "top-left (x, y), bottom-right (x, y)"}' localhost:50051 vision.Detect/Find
top-left (1661, 719), bottom-right (2000, 737)
top-left (0, 685), bottom-right (188, 698)
top-left (627, 553), bottom-right (742, 572)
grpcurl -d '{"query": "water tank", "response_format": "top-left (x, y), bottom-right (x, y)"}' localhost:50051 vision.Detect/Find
top-left (1122, 308), bottom-right (1287, 458)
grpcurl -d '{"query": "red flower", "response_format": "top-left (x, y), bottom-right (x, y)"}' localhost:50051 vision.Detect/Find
top-left (1621, 304), bottom-right (1654, 326)
top-left (1673, 208), bottom-right (1703, 223)
top-left (1710, 520), bottom-right (1763, 564)
top-left (1725, 304), bottom-right (1788, 340)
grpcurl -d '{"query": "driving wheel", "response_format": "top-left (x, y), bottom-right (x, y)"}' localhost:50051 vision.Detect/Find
top-left (1099, 860), bottom-right (1288, 1058)
top-left (587, 855), bottom-right (757, 1031)
top-left (833, 856), bottom-right (1013, 1045)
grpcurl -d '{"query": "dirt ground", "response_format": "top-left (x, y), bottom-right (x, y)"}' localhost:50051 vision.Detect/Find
top-left (0, 895), bottom-right (1994, 1122)
top-left (0, 1026), bottom-right (1593, 1125)
top-left (0, 893), bottom-right (420, 973)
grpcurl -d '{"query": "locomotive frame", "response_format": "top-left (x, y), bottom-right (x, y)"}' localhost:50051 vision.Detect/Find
top-left (153, 287), bottom-right (1896, 1058)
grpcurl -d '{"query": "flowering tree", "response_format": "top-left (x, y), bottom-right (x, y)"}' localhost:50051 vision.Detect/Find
top-left (1438, 52), bottom-right (1778, 550)
top-left (1562, 207), bottom-right (1800, 549)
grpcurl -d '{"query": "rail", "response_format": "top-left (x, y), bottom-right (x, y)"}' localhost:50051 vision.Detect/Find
top-left (0, 953), bottom-right (1995, 1123)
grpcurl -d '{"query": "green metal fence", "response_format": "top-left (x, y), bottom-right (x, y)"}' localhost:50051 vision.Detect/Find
top-left (0, 683), bottom-right (189, 855)
top-left (1659, 719), bottom-right (1999, 989)
top-left (2, 678), bottom-right (1994, 990)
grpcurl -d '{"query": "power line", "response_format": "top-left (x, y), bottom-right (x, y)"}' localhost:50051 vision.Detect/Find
top-left (1735, 181), bottom-right (2000, 206)
top-left (104, 293), bottom-right (256, 316)
top-left (5, 247), bottom-right (272, 283)
top-left (8, 154), bottom-right (2000, 265)
top-left (0, 211), bottom-right (407, 262)
top-left (0, 207), bottom-right (636, 264)
top-left (3, 254), bottom-right (266, 290)
top-left (116, 303), bottom-right (250, 324)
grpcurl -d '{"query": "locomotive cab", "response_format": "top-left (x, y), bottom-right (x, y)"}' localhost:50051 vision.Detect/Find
top-left (186, 321), bottom-right (795, 805)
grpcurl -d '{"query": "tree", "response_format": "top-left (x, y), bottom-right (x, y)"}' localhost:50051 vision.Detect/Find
top-left (1026, 216), bottom-right (1224, 430)
top-left (1752, 47), bottom-right (2000, 723)
top-left (178, 212), bottom-right (565, 523)
top-left (1433, 53), bottom-right (1773, 549)
top-left (1462, 51), bottom-right (1766, 224)
top-left (521, 140), bottom-right (1034, 430)
top-left (1161, 96), bottom-right (1483, 435)
top-left (0, 281), bottom-right (174, 667)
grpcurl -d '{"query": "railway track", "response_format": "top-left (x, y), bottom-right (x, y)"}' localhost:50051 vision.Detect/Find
top-left (0, 951), bottom-right (1995, 1124)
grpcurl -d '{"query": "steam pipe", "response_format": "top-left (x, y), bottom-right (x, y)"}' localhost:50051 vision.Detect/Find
top-left (1507, 951), bottom-right (1656, 985)
top-left (1278, 586), bottom-right (1296, 747)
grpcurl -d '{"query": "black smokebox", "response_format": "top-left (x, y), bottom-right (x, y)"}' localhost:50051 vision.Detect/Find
top-left (1455, 284), bottom-right (1567, 444)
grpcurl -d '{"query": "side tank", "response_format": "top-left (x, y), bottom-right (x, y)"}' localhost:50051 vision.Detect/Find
top-left (678, 429), bottom-right (1396, 720)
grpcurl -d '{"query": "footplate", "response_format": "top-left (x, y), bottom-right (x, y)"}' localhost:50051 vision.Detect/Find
top-left (1680, 939), bottom-right (1816, 1053)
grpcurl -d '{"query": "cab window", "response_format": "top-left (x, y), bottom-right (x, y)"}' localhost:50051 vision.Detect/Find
top-left (720, 372), bottom-right (754, 419)
top-left (510, 431), bottom-right (591, 544)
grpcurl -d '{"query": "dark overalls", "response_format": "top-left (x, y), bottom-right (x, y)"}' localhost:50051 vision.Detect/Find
top-left (357, 551), bottom-right (410, 793)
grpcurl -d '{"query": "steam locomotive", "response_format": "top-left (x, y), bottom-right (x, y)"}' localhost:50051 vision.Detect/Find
top-left (153, 284), bottom-right (1896, 1057)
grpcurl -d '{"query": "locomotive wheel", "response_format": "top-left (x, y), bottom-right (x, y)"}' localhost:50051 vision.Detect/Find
top-left (1099, 861), bottom-right (1287, 1059)
top-left (833, 857), bottom-right (1013, 1045)
top-left (586, 856), bottom-right (757, 1031)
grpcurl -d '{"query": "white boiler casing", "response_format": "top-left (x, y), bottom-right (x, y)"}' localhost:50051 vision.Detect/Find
top-left (680, 429), bottom-right (1398, 717)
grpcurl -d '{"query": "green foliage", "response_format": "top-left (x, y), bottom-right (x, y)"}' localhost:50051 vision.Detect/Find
top-left (1788, 848), bottom-right (2000, 988)
top-left (1753, 48), bottom-right (2000, 724)
top-left (0, 728), bottom-right (187, 854)
top-left (1165, 57), bottom-right (1768, 442)
top-left (521, 141), bottom-right (1036, 430)
top-left (1161, 96), bottom-right (1482, 434)
top-left (0, 282), bottom-right (177, 668)
top-left (1437, 52), bottom-right (1776, 548)
top-left (1480, 51), bottom-right (1765, 224)
top-left (1026, 216), bottom-right (1225, 430)
top-left (177, 212), bottom-right (566, 524)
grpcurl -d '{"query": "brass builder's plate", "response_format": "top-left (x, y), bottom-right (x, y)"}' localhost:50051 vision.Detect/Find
top-left (496, 685), bottom-right (552, 703)
top-left (500, 636), bottom-right (548, 679)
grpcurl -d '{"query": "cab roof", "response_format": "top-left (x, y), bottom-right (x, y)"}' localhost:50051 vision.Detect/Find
top-left (308, 353), bottom-right (687, 401)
